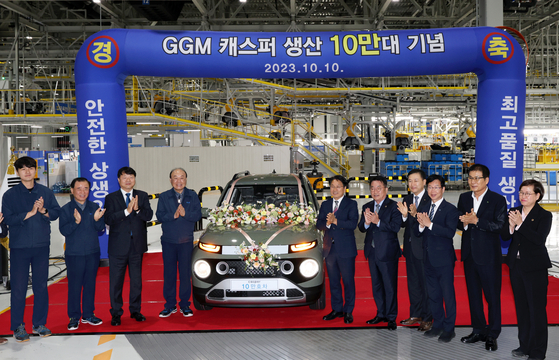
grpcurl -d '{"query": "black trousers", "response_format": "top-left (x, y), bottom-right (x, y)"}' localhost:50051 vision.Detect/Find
top-left (510, 261), bottom-right (548, 360)
top-left (109, 249), bottom-right (144, 317)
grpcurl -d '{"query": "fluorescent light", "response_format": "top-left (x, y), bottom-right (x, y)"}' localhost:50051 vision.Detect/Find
top-left (136, 122), bottom-right (161, 125)
top-left (16, 136), bottom-right (28, 139)
top-left (52, 136), bottom-right (63, 138)
top-left (142, 130), bottom-right (159, 133)
top-left (31, 125), bottom-right (43, 128)
top-left (2, 123), bottom-right (29, 126)
top-left (93, 0), bottom-right (101, 3)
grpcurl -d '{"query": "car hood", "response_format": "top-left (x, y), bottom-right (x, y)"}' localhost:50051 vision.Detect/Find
top-left (199, 223), bottom-right (321, 246)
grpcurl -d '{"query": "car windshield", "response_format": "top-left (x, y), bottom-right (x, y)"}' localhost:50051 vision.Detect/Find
top-left (223, 185), bottom-right (305, 207)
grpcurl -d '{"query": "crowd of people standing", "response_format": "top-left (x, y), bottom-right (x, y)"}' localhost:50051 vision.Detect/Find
top-left (0, 157), bottom-right (554, 360)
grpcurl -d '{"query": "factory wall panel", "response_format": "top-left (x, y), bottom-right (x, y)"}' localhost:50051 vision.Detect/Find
top-left (129, 146), bottom-right (290, 197)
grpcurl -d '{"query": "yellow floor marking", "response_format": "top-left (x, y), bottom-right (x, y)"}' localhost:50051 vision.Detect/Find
top-left (98, 334), bottom-right (116, 346)
top-left (93, 349), bottom-right (113, 360)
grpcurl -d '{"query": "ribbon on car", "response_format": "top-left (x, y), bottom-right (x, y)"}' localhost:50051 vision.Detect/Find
top-left (234, 223), bottom-right (297, 248)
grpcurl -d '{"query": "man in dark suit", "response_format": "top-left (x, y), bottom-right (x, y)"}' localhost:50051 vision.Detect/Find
top-left (397, 169), bottom-right (433, 331)
top-left (457, 164), bottom-right (507, 351)
top-left (358, 175), bottom-right (402, 330)
top-left (415, 174), bottom-right (460, 343)
top-left (105, 166), bottom-right (153, 326)
top-left (317, 175), bottom-right (358, 324)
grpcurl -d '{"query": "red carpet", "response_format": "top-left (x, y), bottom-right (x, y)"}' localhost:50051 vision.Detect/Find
top-left (1, 250), bottom-right (559, 335)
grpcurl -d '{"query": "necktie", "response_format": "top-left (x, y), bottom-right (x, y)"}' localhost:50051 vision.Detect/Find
top-left (429, 204), bottom-right (436, 220)
top-left (177, 193), bottom-right (181, 204)
top-left (375, 204), bottom-right (380, 214)
top-left (333, 200), bottom-right (339, 213)
top-left (414, 195), bottom-right (419, 208)
top-left (126, 193), bottom-right (131, 206)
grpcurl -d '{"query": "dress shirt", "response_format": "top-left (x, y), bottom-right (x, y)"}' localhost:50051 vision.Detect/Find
top-left (419, 198), bottom-right (444, 232)
top-left (464, 187), bottom-right (488, 231)
top-left (364, 197), bottom-right (385, 229)
top-left (327, 195), bottom-right (345, 229)
top-left (402, 189), bottom-right (425, 222)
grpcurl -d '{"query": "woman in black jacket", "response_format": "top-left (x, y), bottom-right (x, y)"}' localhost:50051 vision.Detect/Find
top-left (501, 179), bottom-right (552, 360)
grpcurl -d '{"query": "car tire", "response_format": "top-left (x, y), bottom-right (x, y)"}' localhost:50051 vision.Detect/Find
top-left (309, 276), bottom-right (326, 310)
top-left (192, 294), bottom-right (213, 311)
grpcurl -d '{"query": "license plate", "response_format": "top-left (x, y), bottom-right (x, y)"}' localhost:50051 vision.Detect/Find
top-left (231, 279), bottom-right (278, 291)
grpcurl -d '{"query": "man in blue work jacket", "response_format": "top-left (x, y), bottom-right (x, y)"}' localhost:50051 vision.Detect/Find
top-left (59, 177), bottom-right (106, 331)
top-left (2, 156), bottom-right (60, 342)
top-left (156, 168), bottom-right (202, 318)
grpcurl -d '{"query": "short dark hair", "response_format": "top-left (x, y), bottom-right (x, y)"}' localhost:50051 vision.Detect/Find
top-left (369, 175), bottom-right (387, 188)
top-left (14, 156), bottom-right (37, 170)
top-left (169, 167), bottom-right (187, 178)
top-left (468, 164), bottom-right (490, 178)
top-left (330, 175), bottom-right (348, 188)
top-left (519, 179), bottom-right (544, 203)
top-left (408, 169), bottom-right (426, 180)
top-left (426, 174), bottom-right (445, 188)
top-left (117, 166), bottom-right (136, 178)
top-left (71, 177), bottom-right (91, 188)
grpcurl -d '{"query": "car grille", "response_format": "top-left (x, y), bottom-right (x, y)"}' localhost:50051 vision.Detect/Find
top-left (225, 289), bottom-right (285, 297)
top-left (226, 260), bottom-right (280, 277)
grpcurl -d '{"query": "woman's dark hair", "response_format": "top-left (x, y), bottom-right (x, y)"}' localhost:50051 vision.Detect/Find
top-left (519, 179), bottom-right (544, 203)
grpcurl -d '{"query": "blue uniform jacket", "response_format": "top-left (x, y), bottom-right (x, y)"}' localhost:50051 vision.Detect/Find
top-left (156, 188), bottom-right (202, 244)
top-left (59, 199), bottom-right (106, 256)
top-left (2, 182), bottom-right (60, 249)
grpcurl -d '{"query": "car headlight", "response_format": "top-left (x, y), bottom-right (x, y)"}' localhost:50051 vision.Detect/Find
top-left (194, 260), bottom-right (211, 279)
top-left (289, 240), bottom-right (317, 253)
top-left (300, 259), bottom-right (319, 278)
top-left (199, 242), bottom-right (221, 254)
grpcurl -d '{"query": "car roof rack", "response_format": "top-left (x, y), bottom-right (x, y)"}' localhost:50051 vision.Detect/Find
top-left (232, 170), bottom-right (251, 180)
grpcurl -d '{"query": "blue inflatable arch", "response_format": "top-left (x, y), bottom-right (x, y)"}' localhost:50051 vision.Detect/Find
top-left (75, 28), bottom-right (525, 258)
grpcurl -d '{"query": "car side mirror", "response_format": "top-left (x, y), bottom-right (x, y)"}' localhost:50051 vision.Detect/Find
top-left (201, 207), bottom-right (210, 218)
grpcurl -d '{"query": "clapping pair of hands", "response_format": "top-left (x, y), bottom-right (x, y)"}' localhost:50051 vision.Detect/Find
top-left (73, 207), bottom-right (106, 224)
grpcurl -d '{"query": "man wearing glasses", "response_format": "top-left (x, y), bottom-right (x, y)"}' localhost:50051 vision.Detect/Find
top-left (415, 174), bottom-right (460, 343)
top-left (359, 175), bottom-right (402, 330)
top-left (457, 164), bottom-right (507, 352)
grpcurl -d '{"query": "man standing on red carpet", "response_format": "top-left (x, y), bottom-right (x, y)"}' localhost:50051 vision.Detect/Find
top-left (457, 164), bottom-right (507, 352)
top-left (358, 176), bottom-right (402, 331)
top-left (415, 175), bottom-right (460, 343)
top-left (397, 169), bottom-right (433, 332)
top-left (156, 168), bottom-right (201, 318)
top-left (2, 156), bottom-right (60, 342)
top-left (105, 167), bottom-right (153, 326)
top-left (317, 175), bottom-right (358, 325)
top-left (59, 177), bottom-right (106, 331)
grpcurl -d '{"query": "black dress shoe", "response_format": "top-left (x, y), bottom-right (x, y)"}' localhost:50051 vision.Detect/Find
top-left (111, 315), bottom-right (121, 326)
top-left (460, 333), bottom-right (486, 344)
top-left (387, 320), bottom-right (397, 331)
top-left (344, 313), bottom-right (353, 324)
top-left (323, 310), bottom-right (344, 321)
top-left (438, 331), bottom-right (456, 343)
top-left (130, 312), bottom-right (146, 322)
top-left (511, 347), bottom-right (527, 358)
top-left (424, 327), bottom-right (443, 338)
top-left (366, 316), bottom-right (388, 325)
top-left (485, 336), bottom-right (498, 351)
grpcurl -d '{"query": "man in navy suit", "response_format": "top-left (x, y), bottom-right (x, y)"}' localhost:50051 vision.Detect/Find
top-left (415, 174), bottom-right (460, 343)
top-left (105, 167), bottom-right (153, 326)
top-left (358, 175), bottom-right (402, 330)
top-left (457, 164), bottom-right (507, 351)
top-left (317, 175), bottom-right (358, 324)
top-left (397, 169), bottom-right (433, 331)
